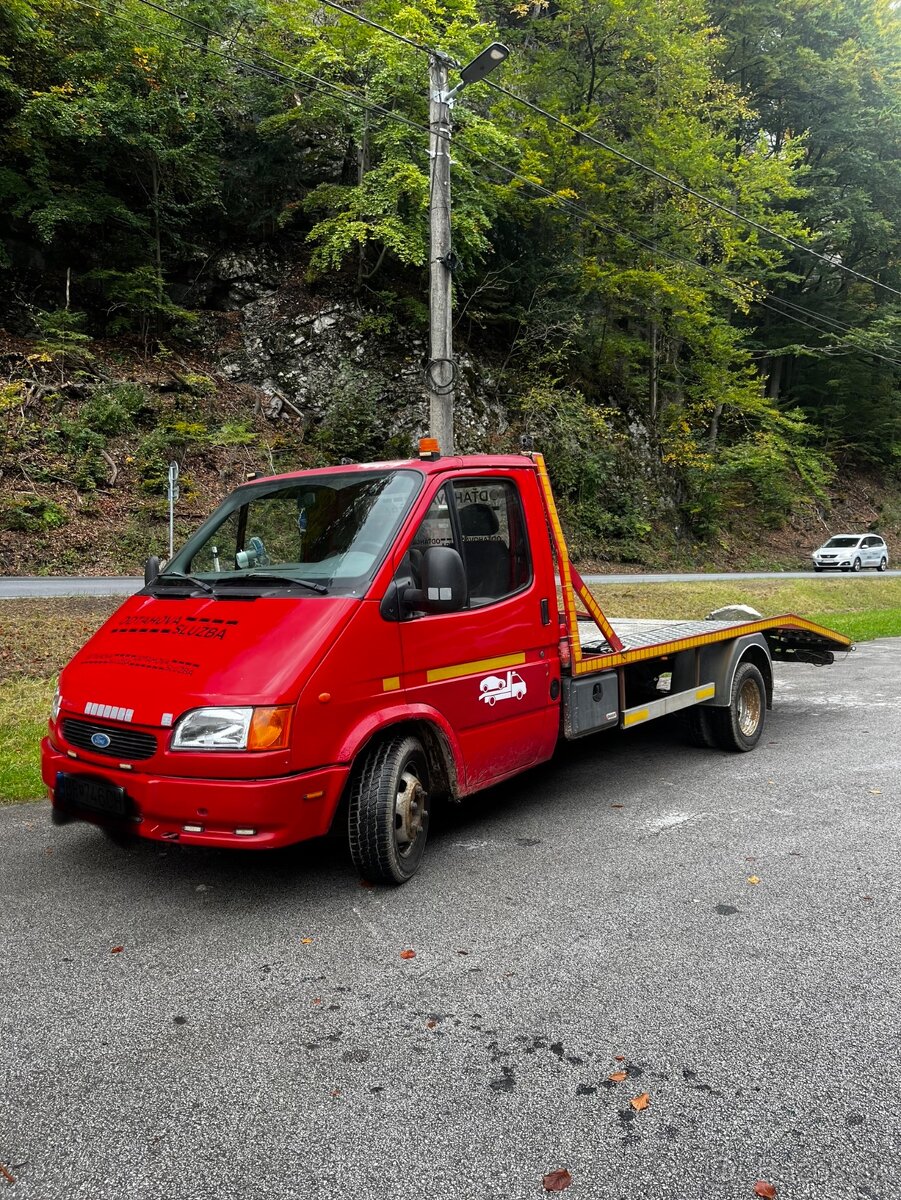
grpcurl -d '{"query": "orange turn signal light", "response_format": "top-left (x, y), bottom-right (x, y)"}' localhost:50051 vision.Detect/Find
top-left (248, 706), bottom-right (293, 751)
top-left (419, 437), bottom-right (440, 460)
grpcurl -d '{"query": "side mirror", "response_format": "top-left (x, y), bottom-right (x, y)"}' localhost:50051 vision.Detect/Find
top-left (144, 555), bottom-right (161, 585)
top-left (405, 546), bottom-right (466, 614)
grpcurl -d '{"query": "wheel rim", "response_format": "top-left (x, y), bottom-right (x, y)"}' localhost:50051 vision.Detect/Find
top-left (880, 559), bottom-right (887, 571)
top-left (394, 766), bottom-right (426, 857)
top-left (853, 559), bottom-right (861, 571)
top-left (737, 679), bottom-right (762, 737)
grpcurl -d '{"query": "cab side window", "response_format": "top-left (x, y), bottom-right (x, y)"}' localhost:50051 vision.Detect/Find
top-left (452, 479), bottom-right (531, 606)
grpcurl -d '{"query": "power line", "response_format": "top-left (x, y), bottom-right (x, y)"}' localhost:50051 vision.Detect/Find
top-left (301, 0), bottom-right (901, 302)
top-left (481, 79), bottom-right (901, 302)
top-left (316, 0), bottom-right (444, 60)
top-left (63, 0), bottom-right (901, 368)
top-left (457, 150), bottom-right (901, 370)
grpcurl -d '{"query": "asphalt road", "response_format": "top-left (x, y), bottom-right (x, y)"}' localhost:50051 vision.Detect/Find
top-left (2, 569), bottom-right (900, 597)
top-left (2, 639), bottom-right (899, 1199)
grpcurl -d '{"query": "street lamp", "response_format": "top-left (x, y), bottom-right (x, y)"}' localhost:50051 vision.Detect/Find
top-left (426, 42), bottom-right (510, 454)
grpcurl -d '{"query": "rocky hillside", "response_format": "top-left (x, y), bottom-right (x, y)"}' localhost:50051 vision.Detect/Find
top-left (1, 252), bottom-right (898, 577)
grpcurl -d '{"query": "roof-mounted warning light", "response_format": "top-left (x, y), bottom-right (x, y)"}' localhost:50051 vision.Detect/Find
top-left (419, 438), bottom-right (440, 461)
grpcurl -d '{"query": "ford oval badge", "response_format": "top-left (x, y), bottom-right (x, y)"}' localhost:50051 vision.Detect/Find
top-left (91, 732), bottom-right (112, 749)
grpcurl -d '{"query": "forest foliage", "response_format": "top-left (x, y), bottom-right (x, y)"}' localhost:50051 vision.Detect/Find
top-left (1, 0), bottom-right (899, 554)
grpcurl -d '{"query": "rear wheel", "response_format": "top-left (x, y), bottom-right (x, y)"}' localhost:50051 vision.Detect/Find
top-left (712, 662), bottom-right (766, 753)
top-left (348, 734), bottom-right (430, 884)
top-left (852, 557), bottom-right (862, 572)
top-left (879, 557), bottom-right (888, 572)
top-left (684, 704), bottom-right (717, 748)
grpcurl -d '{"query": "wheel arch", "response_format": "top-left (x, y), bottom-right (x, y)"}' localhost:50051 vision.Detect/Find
top-left (338, 706), bottom-right (463, 801)
top-left (699, 634), bottom-right (773, 710)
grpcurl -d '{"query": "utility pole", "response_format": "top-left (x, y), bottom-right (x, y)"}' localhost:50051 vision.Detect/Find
top-left (427, 52), bottom-right (455, 454)
top-left (425, 42), bottom-right (509, 455)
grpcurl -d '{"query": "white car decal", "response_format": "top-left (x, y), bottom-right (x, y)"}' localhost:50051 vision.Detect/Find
top-left (478, 670), bottom-right (527, 706)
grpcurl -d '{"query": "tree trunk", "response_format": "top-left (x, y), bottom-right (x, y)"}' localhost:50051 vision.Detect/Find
top-left (708, 402), bottom-right (723, 453)
top-left (649, 323), bottom-right (658, 424)
top-left (765, 355), bottom-right (784, 400)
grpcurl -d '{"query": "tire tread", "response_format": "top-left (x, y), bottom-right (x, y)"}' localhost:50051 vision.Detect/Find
top-left (348, 734), bottom-right (427, 885)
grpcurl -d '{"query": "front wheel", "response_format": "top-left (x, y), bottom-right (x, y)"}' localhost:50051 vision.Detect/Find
top-left (852, 557), bottom-right (862, 572)
top-left (348, 734), bottom-right (430, 884)
top-left (879, 557), bottom-right (887, 572)
top-left (712, 662), bottom-right (766, 753)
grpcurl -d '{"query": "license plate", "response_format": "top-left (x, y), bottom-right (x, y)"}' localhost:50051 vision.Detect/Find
top-left (56, 772), bottom-right (128, 817)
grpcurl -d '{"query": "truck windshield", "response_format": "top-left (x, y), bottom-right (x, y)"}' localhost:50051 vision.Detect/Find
top-left (167, 469), bottom-right (421, 597)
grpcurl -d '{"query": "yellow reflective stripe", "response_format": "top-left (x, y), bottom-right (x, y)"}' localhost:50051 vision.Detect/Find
top-left (695, 685), bottom-right (716, 700)
top-left (426, 652), bottom-right (526, 684)
top-left (382, 676), bottom-right (401, 692)
top-left (623, 708), bottom-right (649, 727)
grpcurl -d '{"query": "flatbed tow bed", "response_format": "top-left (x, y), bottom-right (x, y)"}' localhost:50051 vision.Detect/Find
top-left (534, 453), bottom-right (852, 740)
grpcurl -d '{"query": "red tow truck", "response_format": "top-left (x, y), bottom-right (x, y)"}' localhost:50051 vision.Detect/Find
top-left (42, 445), bottom-right (851, 883)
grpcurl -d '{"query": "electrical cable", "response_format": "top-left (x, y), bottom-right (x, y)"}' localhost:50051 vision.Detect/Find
top-left (480, 81), bottom-right (901, 302)
top-left (297, 0), bottom-right (901, 301)
top-left (64, 0), bottom-right (901, 367)
top-left (315, 0), bottom-right (449, 61)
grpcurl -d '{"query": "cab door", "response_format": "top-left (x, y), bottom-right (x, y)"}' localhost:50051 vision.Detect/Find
top-left (391, 474), bottom-right (559, 794)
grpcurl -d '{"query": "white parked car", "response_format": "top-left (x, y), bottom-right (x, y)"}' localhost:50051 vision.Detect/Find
top-left (812, 534), bottom-right (889, 573)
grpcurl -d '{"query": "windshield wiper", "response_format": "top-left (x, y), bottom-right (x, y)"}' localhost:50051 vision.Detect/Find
top-left (151, 571), bottom-right (214, 594)
top-left (214, 572), bottom-right (328, 595)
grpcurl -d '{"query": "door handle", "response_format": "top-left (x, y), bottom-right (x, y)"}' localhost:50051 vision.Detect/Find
top-left (540, 598), bottom-right (550, 625)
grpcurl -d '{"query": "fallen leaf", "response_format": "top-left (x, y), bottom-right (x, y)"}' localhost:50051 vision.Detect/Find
top-left (330, 1089), bottom-right (342, 1098)
top-left (610, 803), bottom-right (624, 809)
top-left (111, 946), bottom-right (124, 954)
top-left (301, 937), bottom-right (314, 945)
top-left (426, 1019), bottom-right (438, 1029)
top-left (747, 876), bottom-right (761, 885)
top-left (862, 895), bottom-right (874, 902)
top-left (542, 1168), bottom-right (572, 1192)
top-left (0, 1164), bottom-right (16, 1184)
top-left (630, 1092), bottom-right (650, 1111)
top-left (614, 1055), bottom-right (625, 1062)
top-left (399, 949), bottom-right (416, 960)
top-left (609, 1070), bottom-right (628, 1082)
top-left (312, 998), bottom-right (322, 1005)
top-left (869, 788), bottom-right (882, 795)
top-left (753, 1182), bottom-right (776, 1198)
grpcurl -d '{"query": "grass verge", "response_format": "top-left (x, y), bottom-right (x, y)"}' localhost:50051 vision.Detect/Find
top-left (1, 581), bottom-right (899, 804)
top-left (0, 677), bottom-right (54, 804)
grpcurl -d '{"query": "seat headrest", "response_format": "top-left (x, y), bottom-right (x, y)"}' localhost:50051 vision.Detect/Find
top-left (460, 503), bottom-right (499, 536)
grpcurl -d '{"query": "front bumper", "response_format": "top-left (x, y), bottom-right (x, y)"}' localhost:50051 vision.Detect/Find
top-left (41, 738), bottom-right (349, 849)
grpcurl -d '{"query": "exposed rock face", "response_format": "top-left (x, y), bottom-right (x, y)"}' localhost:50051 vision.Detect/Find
top-left (210, 251), bottom-right (505, 453)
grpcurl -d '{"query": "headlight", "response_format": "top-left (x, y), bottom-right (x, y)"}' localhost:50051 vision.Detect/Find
top-left (171, 706), bottom-right (293, 751)
top-left (51, 686), bottom-right (62, 722)
top-left (172, 707), bottom-right (252, 750)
